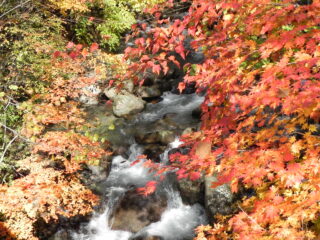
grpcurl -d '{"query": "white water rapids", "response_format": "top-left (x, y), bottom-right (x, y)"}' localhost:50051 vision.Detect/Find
top-left (68, 93), bottom-right (208, 240)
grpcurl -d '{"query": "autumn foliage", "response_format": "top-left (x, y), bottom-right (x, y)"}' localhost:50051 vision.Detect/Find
top-left (0, 157), bottom-right (98, 240)
top-left (0, 42), bottom-right (110, 239)
top-left (2, 0), bottom-right (320, 239)
top-left (125, 0), bottom-right (320, 239)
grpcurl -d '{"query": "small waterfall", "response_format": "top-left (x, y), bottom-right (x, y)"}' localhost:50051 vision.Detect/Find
top-left (69, 92), bottom-right (207, 240)
top-left (143, 139), bottom-right (207, 240)
top-left (73, 187), bottom-right (131, 240)
top-left (72, 145), bottom-right (153, 240)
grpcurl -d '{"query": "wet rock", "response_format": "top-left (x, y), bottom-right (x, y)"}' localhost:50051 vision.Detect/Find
top-left (182, 127), bottom-right (194, 135)
top-left (80, 161), bottom-right (112, 195)
top-left (204, 175), bottom-right (234, 219)
top-left (183, 35), bottom-right (205, 65)
top-left (191, 107), bottom-right (202, 119)
top-left (141, 71), bottom-right (158, 86)
top-left (48, 229), bottom-right (72, 240)
top-left (168, 147), bottom-right (190, 156)
top-left (177, 177), bottom-right (204, 205)
top-left (130, 232), bottom-right (163, 240)
top-left (186, 49), bottom-right (205, 64)
top-left (158, 130), bottom-right (176, 145)
top-left (154, 114), bottom-right (179, 130)
top-left (111, 191), bottom-right (167, 233)
top-left (135, 131), bottom-right (175, 146)
top-left (143, 144), bottom-right (167, 162)
top-left (171, 82), bottom-right (197, 95)
top-left (137, 85), bottom-right (162, 99)
top-left (113, 93), bottom-right (145, 117)
top-left (135, 132), bottom-right (160, 144)
top-left (98, 155), bottom-right (113, 174)
top-left (36, 214), bottom-right (90, 240)
top-left (79, 84), bottom-right (102, 105)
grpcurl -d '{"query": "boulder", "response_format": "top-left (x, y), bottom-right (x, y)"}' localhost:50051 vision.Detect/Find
top-left (48, 230), bottom-right (72, 240)
top-left (111, 191), bottom-right (167, 233)
top-left (105, 80), bottom-right (135, 96)
top-left (192, 107), bottom-right (202, 119)
top-left (79, 84), bottom-right (102, 105)
top-left (104, 87), bottom-right (119, 100)
top-left (143, 144), bottom-right (167, 162)
top-left (137, 85), bottom-right (162, 99)
top-left (135, 131), bottom-right (175, 146)
top-left (130, 232), bottom-right (163, 240)
top-left (204, 176), bottom-right (234, 219)
top-left (123, 79), bottom-right (134, 93)
top-left (158, 130), bottom-right (176, 145)
top-left (80, 164), bottom-right (110, 195)
top-left (168, 147), bottom-right (190, 156)
top-left (182, 127), bottom-right (194, 135)
top-left (113, 93), bottom-right (145, 117)
top-left (177, 177), bottom-right (204, 205)
top-left (135, 132), bottom-right (160, 144)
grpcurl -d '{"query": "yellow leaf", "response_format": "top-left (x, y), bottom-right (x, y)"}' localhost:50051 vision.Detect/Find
top-left (291, 141), bottom-right (302, 154)
top-left (309, 124), bottom-right (317, 133)
top-left (289, 136), bottom-right (296, 143)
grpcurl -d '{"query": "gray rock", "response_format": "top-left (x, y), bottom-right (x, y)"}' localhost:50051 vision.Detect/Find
top-left (130, 232), bottom-right (163, 240)
top-left (143, 144), bottom-right (167, 162)
top-left (177, 177), bottom-right (204, 205)
top-left (137, 85), bottom-right (162, 99)
top-left (182, 127), bottom-right (194, 135)
top-left (113, 93), bottom-right (145, 117)
top-left (79, 84), bottom-right (102, 105)
top-left (111, 191), bottom-right (167, 233)
top-left (158, 130), bottom-right (176, 145)
top-left (80, 164), bottom-right (110, 195)
top-left (204, 176), bottom-right (234, 219)
top-left (104, 87), bottom-right (119, 100)
top-left (135, 131), bottom-right (175, 146)
top-left (123, 80), bottom-right (134, 93)
top-left (48, 230), bottom-right (72, 240)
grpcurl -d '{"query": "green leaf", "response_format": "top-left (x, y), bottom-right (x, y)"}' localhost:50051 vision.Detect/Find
top-left (282, 25), bottom-right (294, 31)
top-left (9, 85), bottom-right (18, 90)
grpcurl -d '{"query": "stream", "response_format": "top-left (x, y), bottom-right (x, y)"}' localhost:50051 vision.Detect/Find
top-left (54, 92), bottom-right (208, 240)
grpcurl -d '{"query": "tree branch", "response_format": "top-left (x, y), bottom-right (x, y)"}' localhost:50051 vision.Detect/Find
top-left (0, 134), bottom-right (18, 163)
top-left (0, 122), bottom-right (32, 143)
top-left (0, 0), bottom-right (31, 19)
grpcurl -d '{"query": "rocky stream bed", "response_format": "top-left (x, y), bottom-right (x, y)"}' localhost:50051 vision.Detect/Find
top-left (49, 88), bottom-right (234, 240)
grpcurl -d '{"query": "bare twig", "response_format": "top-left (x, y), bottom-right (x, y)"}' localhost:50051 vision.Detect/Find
top-left (0, 0), bottom-right (31, 19)
top-left (0, 122), bottom-right (32, 143)
top-left (0, 134), bottom-right (18, 163)
top-left (0, 0), bottom-right (6, 8)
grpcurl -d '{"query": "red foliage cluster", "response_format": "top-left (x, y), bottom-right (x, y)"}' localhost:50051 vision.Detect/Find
top-left (125, 0), bottom-right (320, 239)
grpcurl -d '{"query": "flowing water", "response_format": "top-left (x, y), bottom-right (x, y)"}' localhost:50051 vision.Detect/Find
top-left (59, 92), bottom-right (208, 240)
